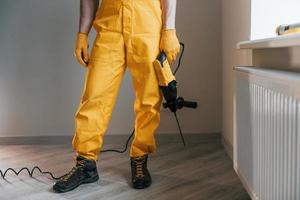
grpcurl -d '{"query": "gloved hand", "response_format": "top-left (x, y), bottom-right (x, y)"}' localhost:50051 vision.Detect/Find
top-left (160, 29), bottom-right (180, 64)
top-left (74, 32), bottom-right (89, 67)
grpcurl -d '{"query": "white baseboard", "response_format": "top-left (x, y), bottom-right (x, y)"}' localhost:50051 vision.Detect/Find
top-left (235, 167), bottom-right (258, 200)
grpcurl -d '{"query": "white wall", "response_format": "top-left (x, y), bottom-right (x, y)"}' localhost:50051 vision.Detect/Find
top-left (0, 0), bottom-right (222, 137)
top-left (222, 0), bottom-right (252, 149)
top-left (251, 0), bottom-right (300, 40)
top-left (222, 0), bottom-right (300, 152)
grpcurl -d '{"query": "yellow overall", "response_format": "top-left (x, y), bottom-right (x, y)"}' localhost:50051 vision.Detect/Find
top-left (72, 0), bottom-right (163, 161)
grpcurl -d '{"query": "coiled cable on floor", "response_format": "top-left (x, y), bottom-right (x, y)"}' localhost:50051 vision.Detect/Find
top-left (0, 130), bottom-right (134, 180)
top-left (0, 129), bottom-right (136, 180)
top-left (0, 43), bottom-right (185, 180)
top-left (0, 166), bottom-right (63, 180)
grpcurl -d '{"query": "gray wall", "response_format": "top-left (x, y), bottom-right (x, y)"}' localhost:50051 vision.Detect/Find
top-left (0, 0), bottom-right (222, 137)
top-left (222, 0), bottom-right (252, 148)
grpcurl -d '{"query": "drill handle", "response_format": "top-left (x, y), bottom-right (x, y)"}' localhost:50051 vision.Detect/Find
top-left (177, 97), bottom-right (198, 109)
top-left (181, 100), bottom-right (198, 109)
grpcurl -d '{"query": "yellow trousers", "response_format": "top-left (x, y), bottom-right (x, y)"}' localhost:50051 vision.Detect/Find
top-left (72, 0), bottom-right (163, 161)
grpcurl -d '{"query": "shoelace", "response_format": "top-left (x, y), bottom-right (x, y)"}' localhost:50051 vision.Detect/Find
top-left (61, 159), bottom-right (85, 182)
top-left (133, 157), bottom-right (145, 178)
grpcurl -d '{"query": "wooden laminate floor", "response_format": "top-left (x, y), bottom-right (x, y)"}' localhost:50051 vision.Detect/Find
top-left (0, 134), bottom-right (250, 200)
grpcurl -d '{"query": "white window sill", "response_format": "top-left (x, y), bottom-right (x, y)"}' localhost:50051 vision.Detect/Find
top-left (237, 33), bottom-right (300, 49)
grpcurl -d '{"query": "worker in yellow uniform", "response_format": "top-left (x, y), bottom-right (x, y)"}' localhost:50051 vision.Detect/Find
top-left (53, 0), bottom-right (180, 193)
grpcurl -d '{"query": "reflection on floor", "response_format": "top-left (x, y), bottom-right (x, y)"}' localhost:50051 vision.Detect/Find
top-left (0, 134), bottom-right (250, 200)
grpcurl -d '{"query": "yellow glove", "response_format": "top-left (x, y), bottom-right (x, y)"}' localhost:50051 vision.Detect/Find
top-left (160, 29), bottom-right (180, 63)
top-left (74, 32), bottom-right (89, 67)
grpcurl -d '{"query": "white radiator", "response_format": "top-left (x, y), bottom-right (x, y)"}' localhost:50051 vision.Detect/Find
top-left (234, 66), bottom-right (300, 200)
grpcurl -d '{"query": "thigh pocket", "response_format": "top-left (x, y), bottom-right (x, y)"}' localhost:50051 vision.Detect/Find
top-left (131, 35), bottom-right (160, 63)
top-left (90, 32), bottom-right (124, 63)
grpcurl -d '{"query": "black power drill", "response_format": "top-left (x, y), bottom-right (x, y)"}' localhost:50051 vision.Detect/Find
top-left (153, 50), bottom-right (198, 145)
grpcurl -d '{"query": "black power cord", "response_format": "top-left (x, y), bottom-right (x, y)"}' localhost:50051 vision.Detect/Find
top-left (0, 128), bottom-right (136, 180)
top-left (0, 43), bottom-right (186, 180)
top-left (0, 166), bottom-right (61, 180)
top-left (100, 128), bottom-right (135, 153)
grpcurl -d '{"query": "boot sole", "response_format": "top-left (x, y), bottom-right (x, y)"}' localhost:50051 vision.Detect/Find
top-left (132, 179), bottom-right (152, 189)
top-left (53, 175), bottom-right (99, 193)
top-left (133, 183), bottom-right (151, 189)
